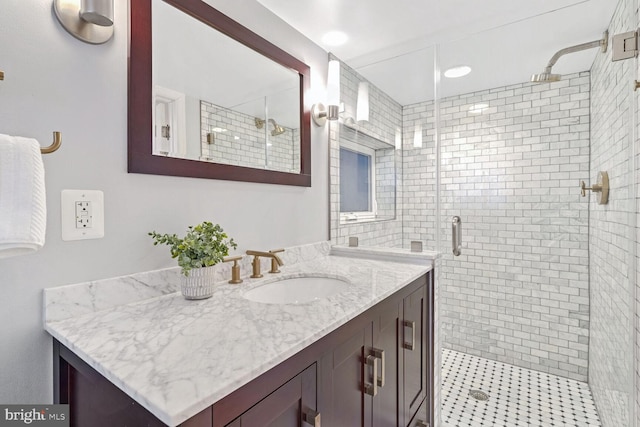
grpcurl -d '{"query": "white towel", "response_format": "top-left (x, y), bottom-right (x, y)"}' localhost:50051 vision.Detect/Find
top-left (0, 134), bottom-right (46, 258)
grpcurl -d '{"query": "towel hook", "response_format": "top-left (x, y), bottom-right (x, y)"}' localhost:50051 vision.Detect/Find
top-left (41, 132), bottom-right (62, 154)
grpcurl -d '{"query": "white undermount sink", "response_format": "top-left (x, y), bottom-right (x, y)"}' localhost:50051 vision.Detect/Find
top-left (243, 276), bottom-right (348, 304)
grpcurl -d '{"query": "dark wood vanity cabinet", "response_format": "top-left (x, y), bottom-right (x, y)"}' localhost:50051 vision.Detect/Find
top-left (318, 301), bottom-right (400, 427)
top-left (54, 271), bottom-right (433, 427)
top-left (225, 364), bottom-right (317, 427)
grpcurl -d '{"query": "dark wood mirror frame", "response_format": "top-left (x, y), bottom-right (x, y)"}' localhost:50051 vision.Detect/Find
top-left (128, 0), bottom-right (311, 186)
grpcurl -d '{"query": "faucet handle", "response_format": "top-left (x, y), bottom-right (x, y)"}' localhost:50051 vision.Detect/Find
top-left (268, 248), bottom-right (285, 273)
top-left (223, 255), bottom-right (243, 284)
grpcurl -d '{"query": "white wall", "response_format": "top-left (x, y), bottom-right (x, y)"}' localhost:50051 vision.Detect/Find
top-left (0, 0), bottom-right (328, 404)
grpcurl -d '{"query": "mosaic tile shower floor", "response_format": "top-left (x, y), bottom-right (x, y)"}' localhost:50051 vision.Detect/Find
top-left (441, 349), bottom-right (601, 427)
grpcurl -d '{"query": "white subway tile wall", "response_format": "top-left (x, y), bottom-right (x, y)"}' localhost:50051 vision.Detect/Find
top-left (329, 57), bottom-right (404, 247)
top-left (374, 148), bottom-right (397, 219)
top-left (200, 101), bottom-right (300, 173)
top-left (402, 101), bottom-right (437, 247)
top-left (589, 0), bottom-right (636, 424)
top-left (403, 72), bottom-right (591, 382)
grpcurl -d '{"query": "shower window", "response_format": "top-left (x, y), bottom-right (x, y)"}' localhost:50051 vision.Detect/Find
top-left (340, 142), bottom-right (377, 221)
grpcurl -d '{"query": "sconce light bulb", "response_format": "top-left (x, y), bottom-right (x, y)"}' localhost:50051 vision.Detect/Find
top-left (327, 60), bottom-right (341, 108)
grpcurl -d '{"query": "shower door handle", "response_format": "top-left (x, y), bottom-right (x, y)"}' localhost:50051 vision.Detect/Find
top-left (452, 216), bottom-right (462, 256)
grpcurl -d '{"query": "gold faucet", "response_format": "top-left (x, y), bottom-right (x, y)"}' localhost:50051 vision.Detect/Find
top-left (268, 248), bottom-right (285, 273)
top-left (223, 255), bottom-right (243, 284)
top-left (246, 249), bottom-right (284, 278)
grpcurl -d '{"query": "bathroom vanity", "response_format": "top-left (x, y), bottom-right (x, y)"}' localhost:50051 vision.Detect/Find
top-left (45, 245), bottom-right (435, 427)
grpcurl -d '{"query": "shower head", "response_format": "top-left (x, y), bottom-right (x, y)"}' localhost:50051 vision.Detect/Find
top-left (530, 72), bottom-right (561, 83)
top-left (531, 30), bottom-right (608, 83)
top-left (268, 119), bottom-right (285, 136)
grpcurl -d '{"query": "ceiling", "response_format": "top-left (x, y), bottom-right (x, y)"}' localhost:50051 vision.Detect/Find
top-left (255, 0), bottom-right (619, 105)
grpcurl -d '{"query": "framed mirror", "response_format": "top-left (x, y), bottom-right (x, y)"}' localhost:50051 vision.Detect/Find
top-left (129, 0), bottom-right (311, 186)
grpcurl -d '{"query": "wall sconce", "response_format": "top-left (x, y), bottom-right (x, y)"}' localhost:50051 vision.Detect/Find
top-left (312, 60), bottom-right (341, 126)
top-left (54, 0), bottom-right (114, 44)
top-left (356, 82), bottom-right (370, 122)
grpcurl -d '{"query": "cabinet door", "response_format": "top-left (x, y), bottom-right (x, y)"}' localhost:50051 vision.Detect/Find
top-left (372, 302), bottom-right (400, 427)
top-left (407, 398), bottom-right (429, 427)
top-left (226, 364), bottom-right (317, 427)
top-left (319, 323), bottom-right (372, 427)
top-left (401, 285), bottom-right (427, 426)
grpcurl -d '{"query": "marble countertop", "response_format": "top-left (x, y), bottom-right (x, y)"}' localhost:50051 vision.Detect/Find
top-left (45, 249), bottom-right (432, 426)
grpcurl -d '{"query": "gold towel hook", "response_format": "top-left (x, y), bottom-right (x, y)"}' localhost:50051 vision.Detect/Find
top-left (41, 132), bottom-right (62, 154)
top-left (0, 70), bottom-right (4, 80)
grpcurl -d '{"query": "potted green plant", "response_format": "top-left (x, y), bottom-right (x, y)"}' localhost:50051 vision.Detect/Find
top-left (149, 221), bottom-right (237, 299)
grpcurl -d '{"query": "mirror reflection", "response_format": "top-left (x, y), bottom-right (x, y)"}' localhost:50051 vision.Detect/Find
top-left (151, 0), bottom-right (301, 173)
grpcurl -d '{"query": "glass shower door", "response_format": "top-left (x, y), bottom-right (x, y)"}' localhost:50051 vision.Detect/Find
top-left (433, 7), bottom-right (636, 425)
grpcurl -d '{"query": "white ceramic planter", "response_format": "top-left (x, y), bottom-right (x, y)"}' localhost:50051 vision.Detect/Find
top-left (181, 265), bottom-right (217, 299)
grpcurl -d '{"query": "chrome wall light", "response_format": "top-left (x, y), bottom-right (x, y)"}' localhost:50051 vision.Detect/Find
top-left (54, 0), bottom-right (114, 44)
top-left (312, 60), bottom-right (341, 126)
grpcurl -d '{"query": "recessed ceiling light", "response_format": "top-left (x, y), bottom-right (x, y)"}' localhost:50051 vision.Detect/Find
top-left (469, 103), bottom-right (489, 114)
top-left (322, 31), bottom-right (348, 46)
top-left (444, 65), bottom-right (472, 78)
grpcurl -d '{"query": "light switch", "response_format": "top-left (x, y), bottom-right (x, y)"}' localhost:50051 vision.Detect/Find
top-left (62, 190), bottom-right (104, 241)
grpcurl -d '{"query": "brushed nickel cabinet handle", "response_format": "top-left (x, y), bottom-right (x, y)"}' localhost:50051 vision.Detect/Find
top-left (416, 420), bottom-right (429, 427)
top-left (302, 408), bottom-right (321, 427)
top-left (371, 348), bottom-right (385, 387)
top-left (363, 354), bottom-right (378, 396)
top-left (403, 320), bottom-right (415, 351)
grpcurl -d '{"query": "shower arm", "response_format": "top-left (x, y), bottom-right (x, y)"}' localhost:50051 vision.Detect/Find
top-left (542, 31), bottom-right (608, 74)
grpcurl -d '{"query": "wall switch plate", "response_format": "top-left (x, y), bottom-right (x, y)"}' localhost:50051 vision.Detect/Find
top-left (61, 190), bottom-right (104, 241)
